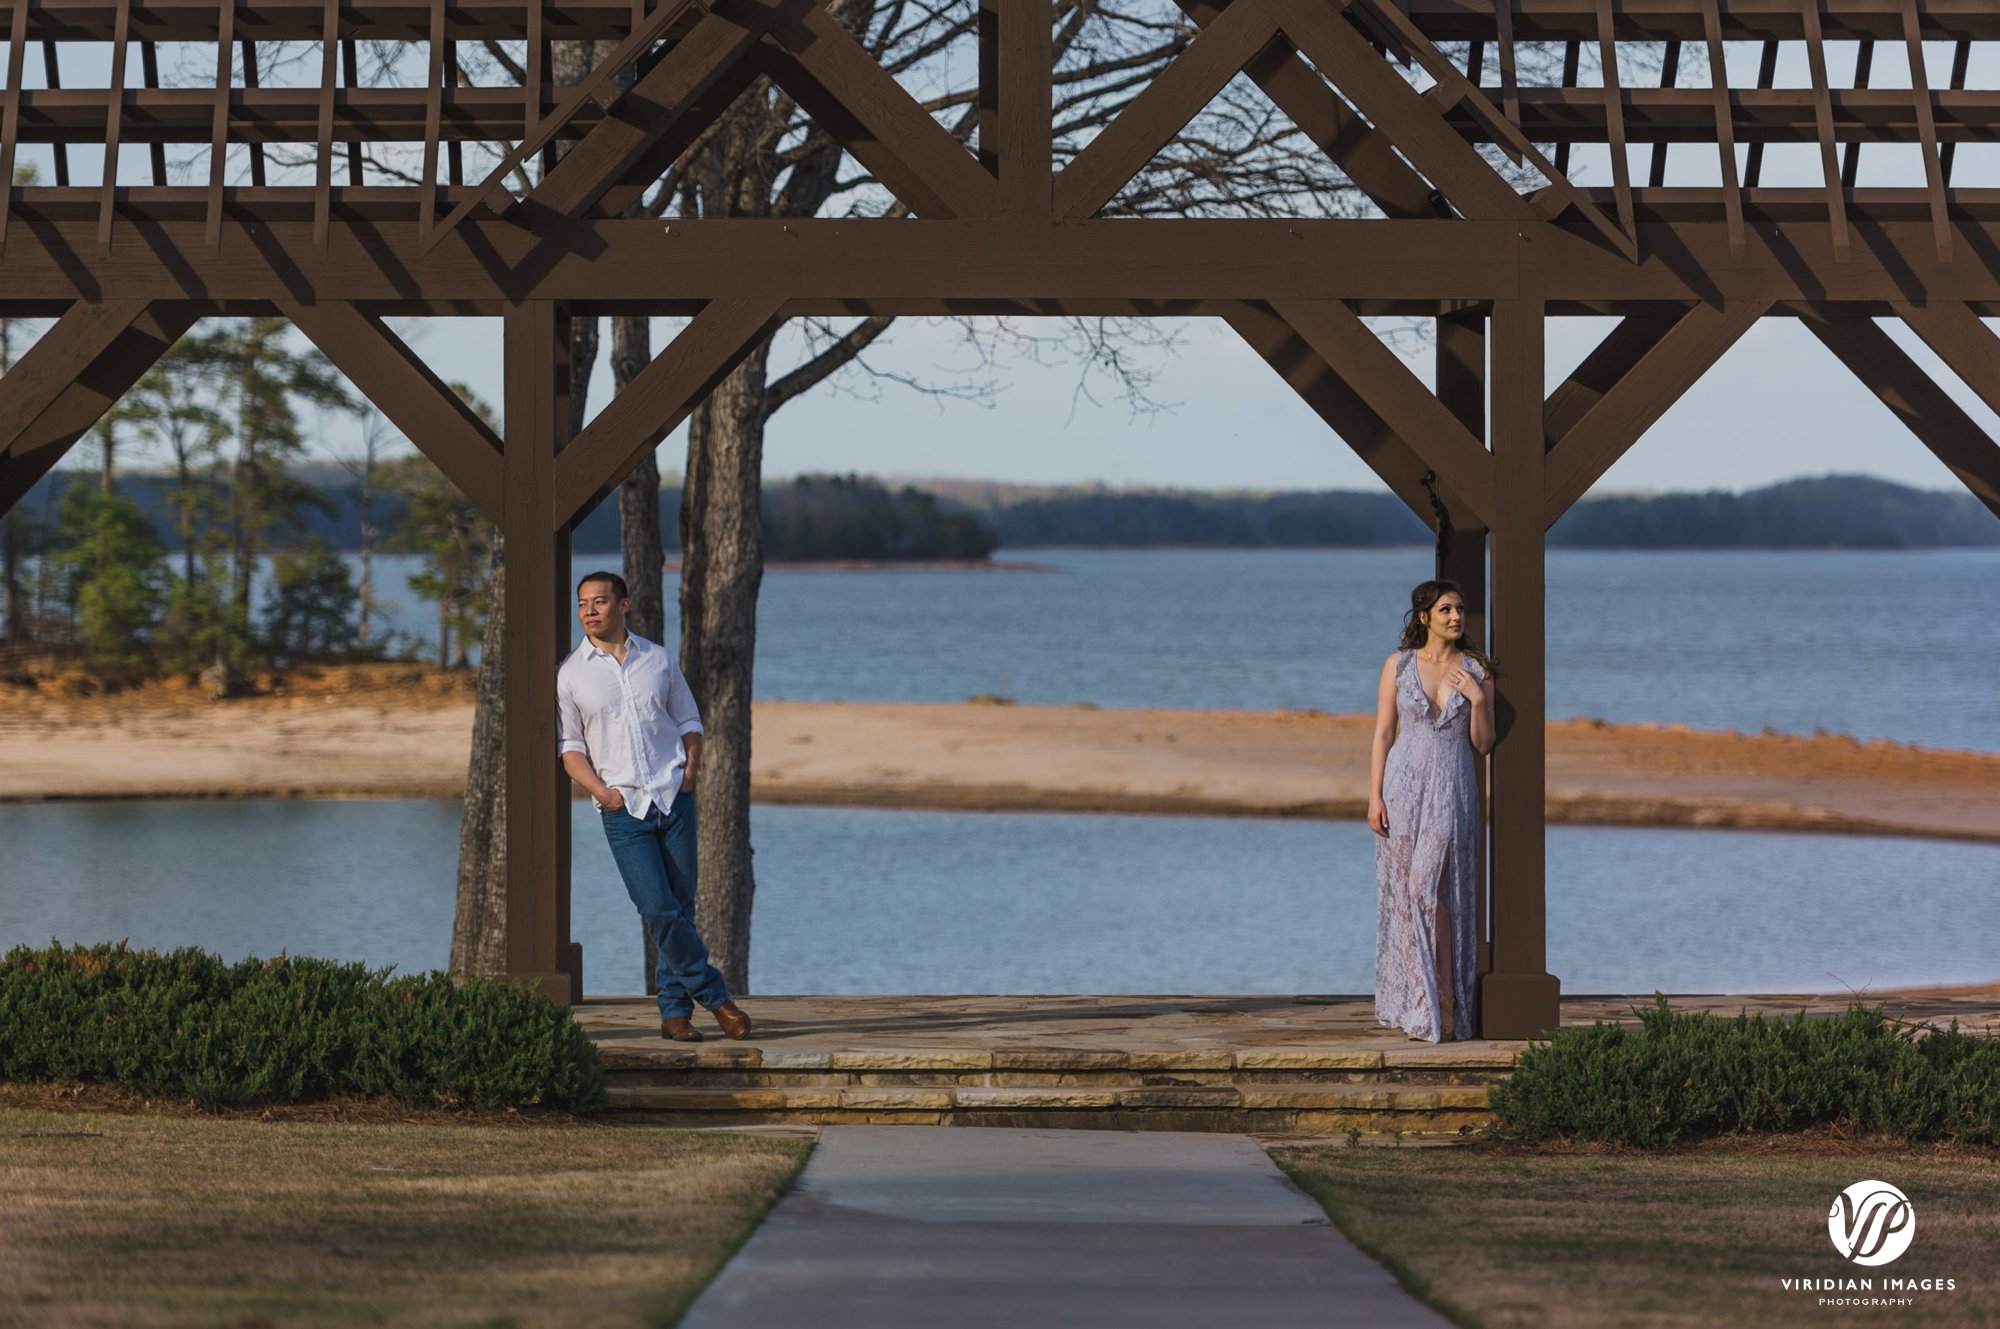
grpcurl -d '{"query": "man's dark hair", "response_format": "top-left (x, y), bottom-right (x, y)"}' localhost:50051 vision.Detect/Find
top-left (577, 570), bottom-right (628, 600)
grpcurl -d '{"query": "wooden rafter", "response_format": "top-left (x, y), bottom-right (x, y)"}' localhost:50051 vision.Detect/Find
top-left (759, 0), bottom-right (1000, 220)
top-left (1055, 0), bottom-right (1277, 220)
top-left (1175, 0), bottom-right (1436, 220)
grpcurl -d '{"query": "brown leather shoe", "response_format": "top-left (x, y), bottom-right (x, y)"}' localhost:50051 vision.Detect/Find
top-left (661, 1016), bottom-right (703, 1043)
top-left (711, 1000), bottom-right (752, 1041)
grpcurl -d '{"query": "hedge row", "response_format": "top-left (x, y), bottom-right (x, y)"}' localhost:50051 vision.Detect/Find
top-left (0, 942), bottom-right (607, 1113)
top-left (1488, 996), bottom-right (2000, 1148)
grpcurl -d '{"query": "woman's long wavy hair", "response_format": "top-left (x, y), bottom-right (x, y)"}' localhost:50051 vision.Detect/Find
top-left (1397, 579), bottom-right (1496, 677)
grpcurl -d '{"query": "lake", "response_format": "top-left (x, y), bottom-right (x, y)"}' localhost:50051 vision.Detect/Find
top-left (5, 800), bottom-right (1994, 996)
top-left (357, 546), bottom-right (2000, 752)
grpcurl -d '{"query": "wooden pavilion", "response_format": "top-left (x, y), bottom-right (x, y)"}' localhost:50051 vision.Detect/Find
top-left (4, 0), bottom-right (1999, 1037)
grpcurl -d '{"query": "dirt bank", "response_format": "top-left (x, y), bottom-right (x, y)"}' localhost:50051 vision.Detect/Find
top-left (1, 666), bottom-right (1993, 842)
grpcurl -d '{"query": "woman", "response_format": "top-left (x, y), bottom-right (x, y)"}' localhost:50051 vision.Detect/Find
top-left (1367, 579), bottom-right (1495, 1042)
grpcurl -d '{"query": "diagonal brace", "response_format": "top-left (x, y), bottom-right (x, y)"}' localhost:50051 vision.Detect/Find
top-left (1811, 311), bottom-right (2000, 520)
top-left (1542, 300), bottom-right (1767, 526)
top-left (1226, 301), bottom-right (1483, 533)
top-left (1272, 297), bottom-right (1498, 528)
top-left (279, 300), bottom-right (507, 524)
top-left (0, 300), bottom-right (203, 514)
top-left (552, 296), bottom-right (788, 528)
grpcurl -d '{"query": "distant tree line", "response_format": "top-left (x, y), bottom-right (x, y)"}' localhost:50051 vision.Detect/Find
top-left (974, 474), bottom-right (1999, 550)
top-left (19, 470), bottom-right (998, 568)
top-left (13, 469), bottom-right (1991, 659)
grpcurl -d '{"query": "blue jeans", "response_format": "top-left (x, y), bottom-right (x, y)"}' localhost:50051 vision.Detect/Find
top-left (600, 791), bottom-right (731, 1019)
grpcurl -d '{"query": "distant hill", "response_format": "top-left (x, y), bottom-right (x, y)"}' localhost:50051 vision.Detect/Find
top-left (16, 469), bottom-right (1995, 556)
top-left (946, 474), bottom-right (1998, 551)
top-left (1545, 474), bottom-right (2000, 549)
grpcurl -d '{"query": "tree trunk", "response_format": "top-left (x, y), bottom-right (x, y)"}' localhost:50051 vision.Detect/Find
top-left (450, 532), bottom-right (508, 978)
top-left (610, 313), bottom-right (670, 991)
top-left (681, 344), bottom-right (772, 994)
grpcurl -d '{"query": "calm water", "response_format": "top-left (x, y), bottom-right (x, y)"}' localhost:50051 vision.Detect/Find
top-left (361, 547), bottom-right (2000, 751)
top-left (5, 801), bottom-right (1994, 996)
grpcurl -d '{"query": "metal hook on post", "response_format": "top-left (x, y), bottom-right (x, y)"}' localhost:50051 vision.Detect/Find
top-left (1420, 470), bottom-right (1451, 583)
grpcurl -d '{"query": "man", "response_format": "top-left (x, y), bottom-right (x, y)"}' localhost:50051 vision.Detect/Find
top-left (557, 571), bottom-right (751, 1043)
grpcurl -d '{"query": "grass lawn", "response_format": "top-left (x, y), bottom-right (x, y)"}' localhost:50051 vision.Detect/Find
top-left (0, 1104), bottom-right (809, 1329)
top-left (1276, 1140), bottom-right (2000, 1329)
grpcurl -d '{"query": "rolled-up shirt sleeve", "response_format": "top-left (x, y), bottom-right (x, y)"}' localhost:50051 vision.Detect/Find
top-left (557, 672), bottom-right (590, 756)
top-left (664, 658), bottom-right (703, 736)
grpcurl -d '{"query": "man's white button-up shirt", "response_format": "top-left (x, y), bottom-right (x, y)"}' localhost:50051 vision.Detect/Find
top-left (556, 632), bottom-right (704, 821)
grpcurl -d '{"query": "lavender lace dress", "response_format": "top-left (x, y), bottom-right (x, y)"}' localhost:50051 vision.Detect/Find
top-left (1374, 650), bottom-right (1482, 1042)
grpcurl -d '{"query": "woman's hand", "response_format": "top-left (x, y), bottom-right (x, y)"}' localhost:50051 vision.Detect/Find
top-left (598, 785), bottom-right (626, 811)
top-left (1446, 667), bottom-right (1484, 704)
top-left (1367, 796), bottom-right (1390, 838)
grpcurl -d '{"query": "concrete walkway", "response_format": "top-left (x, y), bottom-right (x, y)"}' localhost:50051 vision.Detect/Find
top-left (680, 1127), bottom-right (1453, 1329)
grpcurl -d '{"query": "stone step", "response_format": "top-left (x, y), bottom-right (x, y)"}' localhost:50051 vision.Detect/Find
top-left (603, 1080), bottom-right (1495, 1134)
top-left (597, 1044), bottom-right (1519, 1074)
top-left (608, 1066), bottom-right (1504, 1089)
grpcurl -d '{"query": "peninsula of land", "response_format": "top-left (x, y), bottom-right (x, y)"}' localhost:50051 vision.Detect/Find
top-left (1, 668), bottom-right (1993, 843)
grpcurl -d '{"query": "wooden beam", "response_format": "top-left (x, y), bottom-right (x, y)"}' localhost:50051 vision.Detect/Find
top-left (314, 0), bottom-right (337, 246)
top-left (1054, 0), bottom-right (1275, 220)
top-left (277, 299), bottom-right (506, 522)
top-left (1814, 309), bottom-right (2000, 518)
top-left (10, 214), bottom-right (2000, 306)
top-left (551, 295), bottom-right (785, 527)
top-left (1542, 299), bottom-right (1767, 523)
top-left (0, 300), bottom-right (202, 513)
top-left (1594, 0), bottom-right (1635, 242)
top-left (1798, 0), bottom-right (1850, 260)
top-left (981, 0), bottom-right (1053, 217)
top-left (1896, 300), bottom-right (2000, 421)
top-left (1481, 293), bottom-right (1560, 1040)
top-left (1271, 297), bottom-right (1498, 526)
top-left (761, 0), bottom-right (1000, 219)
top-left (1899, 0), bottom-right (1951, 261)
top-left (1698, 0), bottom-right (1746, 257)
top-left (499, 299), bottom-right (574, 1003)
top-left (97, 0), bottom-right (131, 251)
top-left (0, 0), bottom-right (28, 246)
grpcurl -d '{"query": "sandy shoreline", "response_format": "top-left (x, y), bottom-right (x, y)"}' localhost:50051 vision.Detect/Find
top-left (4, 668), bottom-right (1996, 842)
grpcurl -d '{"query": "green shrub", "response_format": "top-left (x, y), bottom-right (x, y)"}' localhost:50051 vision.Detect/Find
top-left (0, 942), bottom-right (607, 1113)
top-left (1488, 995), bottom-right (2000, 1148)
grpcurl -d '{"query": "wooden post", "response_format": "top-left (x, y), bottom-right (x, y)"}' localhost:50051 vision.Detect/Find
top-left (502, 301), bottom-right (578, 1003)
top-left (1434, 309), bottom-right (1491, 978)
top-left (1481, 296), bottom-right (1560, 1039)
